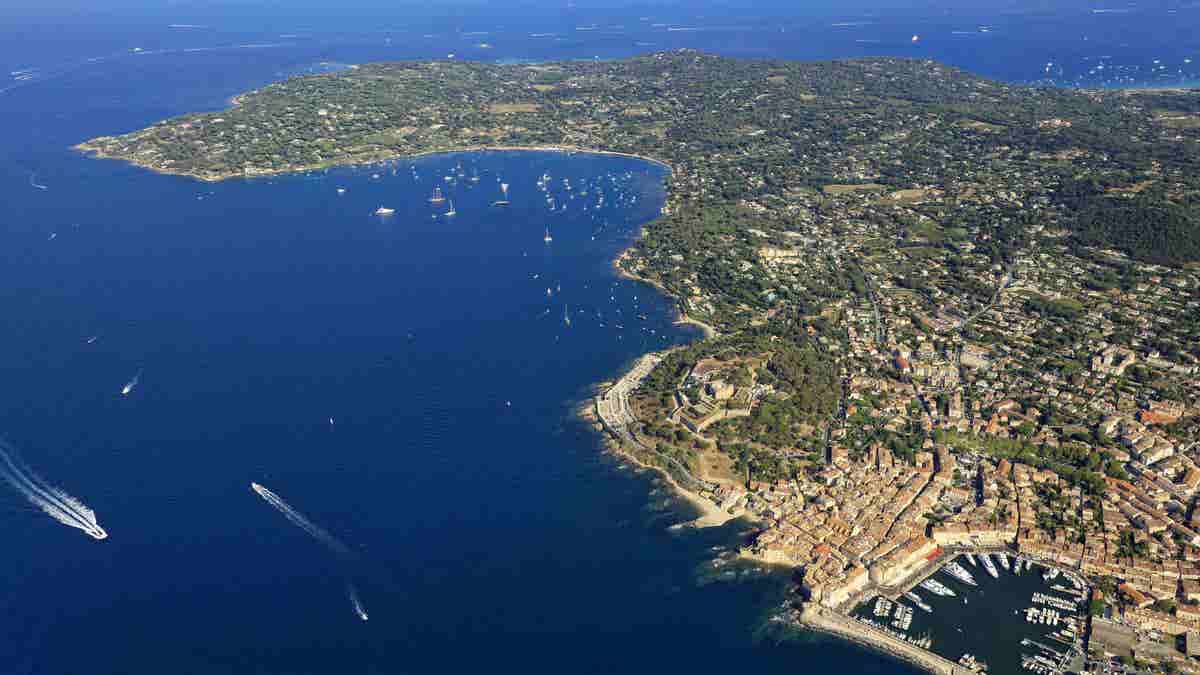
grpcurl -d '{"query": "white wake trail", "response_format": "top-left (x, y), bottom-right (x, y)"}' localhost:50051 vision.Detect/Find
top-left (0, 440), bottom-right (107, 540)
top-left (250, 482), bottom-right (352, 557)
top-left (347, 582), bottom-right (369, 622)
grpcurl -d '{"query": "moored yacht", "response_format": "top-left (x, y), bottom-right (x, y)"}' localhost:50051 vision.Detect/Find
top-left (982, 554), bottom-right (999, 579)
top-left (920, 578), bottom-right (957, 597)
top-left (942, 561), bottom-right (978, 586)
top-left (904, 591), bottom-right (933, 613)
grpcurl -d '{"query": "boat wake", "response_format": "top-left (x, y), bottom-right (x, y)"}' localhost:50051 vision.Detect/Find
top-left (0, 439), bottom-right (107, 540)
top-left (121, 369), bottom-right (141, 396)
top-left (347, 581), bottom-right (369, 621)
top-left (250, 482), bottom-right (351, 557)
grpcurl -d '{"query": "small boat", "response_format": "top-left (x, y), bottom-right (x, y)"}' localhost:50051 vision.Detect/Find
top-left (543, 228), bottom-right (553, 243)
top-left (336, 187), bottom-right (346, 194)
top-left (444, 200), bottom-right (456, 217)
top-left (375, 206), bottom-right (395, 215)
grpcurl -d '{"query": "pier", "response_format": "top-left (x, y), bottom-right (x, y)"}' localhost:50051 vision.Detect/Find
top-left (798, 604), bottom-right (969, 675)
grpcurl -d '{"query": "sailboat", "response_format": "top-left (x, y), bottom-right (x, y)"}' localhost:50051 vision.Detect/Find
top-left (429, 186), bottom-right (445, 203)
top-left (444, 200), bottom-right (456, 217)
top-left (492, 182), bottom-right (510, 206)
top-left (543, 228), bottom-right (553, 243)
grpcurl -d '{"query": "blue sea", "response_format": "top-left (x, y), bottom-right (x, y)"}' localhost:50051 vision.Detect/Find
top-left (0, 2), bottom-right (1191, 674)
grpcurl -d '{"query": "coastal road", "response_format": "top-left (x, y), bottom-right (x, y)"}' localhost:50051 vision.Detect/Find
top-left (595, 353), bottom-right (662, 446)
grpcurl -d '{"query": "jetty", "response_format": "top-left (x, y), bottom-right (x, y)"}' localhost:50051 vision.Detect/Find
top-left (798, 605), bottom-right (971, 675)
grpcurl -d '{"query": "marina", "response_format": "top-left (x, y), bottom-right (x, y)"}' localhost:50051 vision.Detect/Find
top-left (851, 554), bottom-right (1087, 675)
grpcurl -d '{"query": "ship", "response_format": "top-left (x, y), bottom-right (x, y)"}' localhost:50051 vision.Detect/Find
top-left (942, 561), bottom-right (978, 586)
top-left (982, 553), bottom-right (1000, 579)
top-left (920, 578), bottom-right (956, 597)
top-left (374, 206), bottom-right (395, 215)
top-left (429, 186), bottom-right (445, 203)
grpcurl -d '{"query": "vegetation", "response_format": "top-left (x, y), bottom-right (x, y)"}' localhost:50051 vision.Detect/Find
top-left (80, 52), bottom-right (1200, 276)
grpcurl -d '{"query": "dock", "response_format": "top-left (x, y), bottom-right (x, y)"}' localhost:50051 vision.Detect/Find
top-left (798, 604), bottom-right (971, 675)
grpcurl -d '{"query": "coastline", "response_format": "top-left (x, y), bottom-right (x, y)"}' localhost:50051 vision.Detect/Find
top-left (579, 398), bottom-right (737, 530)
top-left (72, 141), bottom-right (674, 184)
top-left (612, 247), bottom-right (719, 340)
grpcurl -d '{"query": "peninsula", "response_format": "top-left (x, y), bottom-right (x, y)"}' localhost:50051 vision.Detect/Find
top-left (80, 51), bottom-right (1200, 673)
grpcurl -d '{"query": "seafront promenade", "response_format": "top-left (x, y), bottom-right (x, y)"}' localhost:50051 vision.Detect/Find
top-left (798, 605), bottom-right (966, 675)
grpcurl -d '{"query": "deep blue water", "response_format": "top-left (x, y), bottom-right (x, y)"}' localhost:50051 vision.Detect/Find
top-left (0, 2), bottom-right (1187, 674)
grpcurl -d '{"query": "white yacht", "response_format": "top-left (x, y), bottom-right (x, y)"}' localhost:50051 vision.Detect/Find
top-left (982, 554), bottom-right (999, 579)
top-left (942, 561), bottom-right (978, 586)
top-left (920, 578), bottom-right (956, 597)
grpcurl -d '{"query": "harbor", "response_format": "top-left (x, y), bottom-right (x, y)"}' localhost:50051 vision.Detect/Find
top-left (846, 553), bottom-right (1088, 675)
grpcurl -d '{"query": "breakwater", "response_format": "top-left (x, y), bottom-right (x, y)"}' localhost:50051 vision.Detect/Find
top-left (798, 605), bottom-right (966, 675)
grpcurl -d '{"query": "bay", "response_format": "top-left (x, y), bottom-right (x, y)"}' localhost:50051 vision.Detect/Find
top-left (2, 2), bottom-right (1187, 673)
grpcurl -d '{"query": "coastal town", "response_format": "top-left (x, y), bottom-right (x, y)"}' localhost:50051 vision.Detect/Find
top-left (77, 51), bottom-right (1200, 674)
top-left (600, 193), bottom-right (1200, 672)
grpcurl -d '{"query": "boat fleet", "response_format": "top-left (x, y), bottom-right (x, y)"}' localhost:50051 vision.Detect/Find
top-left (860, 601), bottom-right (933, 649)
top-left (859, 551), bottom-right (1087, 675)
top-left (359, 158), bottom-right (647, 252)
